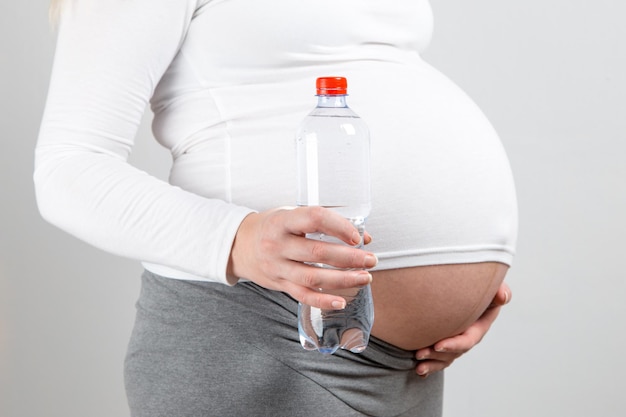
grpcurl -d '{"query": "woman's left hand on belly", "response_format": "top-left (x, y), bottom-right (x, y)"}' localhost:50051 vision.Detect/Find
top-left (413, 282), bottom-right (512, 378)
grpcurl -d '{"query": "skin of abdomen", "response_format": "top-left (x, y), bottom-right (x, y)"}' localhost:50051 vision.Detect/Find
top-left (370, 262), bottom-right (507, 351)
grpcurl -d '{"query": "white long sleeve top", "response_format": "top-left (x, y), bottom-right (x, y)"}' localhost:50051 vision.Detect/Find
top-left (35, 0), bottom-right (517, 284)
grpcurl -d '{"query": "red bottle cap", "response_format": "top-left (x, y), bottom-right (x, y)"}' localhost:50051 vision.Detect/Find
top-left (316, 77), bottom-right (348, 95)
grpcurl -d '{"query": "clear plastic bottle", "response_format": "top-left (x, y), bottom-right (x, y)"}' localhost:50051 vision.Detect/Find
top-left (295, 76), bottom-right (374, 355)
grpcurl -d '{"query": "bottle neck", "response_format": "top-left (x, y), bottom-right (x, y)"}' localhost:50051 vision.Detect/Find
top-left (316, 94), bottom-right (348, 108)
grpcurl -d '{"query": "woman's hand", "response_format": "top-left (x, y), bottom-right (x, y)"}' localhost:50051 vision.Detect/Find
top-left (228, 206), bottom-right (377, 310)
top-left (414, 282), bottom-right (512, 377)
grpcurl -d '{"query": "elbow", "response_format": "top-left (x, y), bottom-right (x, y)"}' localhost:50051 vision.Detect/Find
top-left (33, 147), bottom-right (73, 231)
top-left (33, 162), bottom-right (61, 228)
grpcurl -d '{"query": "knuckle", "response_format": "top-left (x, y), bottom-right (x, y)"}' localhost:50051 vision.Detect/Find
top-left (266, 213), bottom-right (285, 231)
top-left (348, 249), bottom-right (363, 267)
top-left (458, 346), bottom-right (472, 354)
top-left (306, 293), bottom-right (324, 308)
top-left (309, 241), bottom-right (328, 260)
top-left (466, 331), bottom-right (483, 346)
top-left (289, 287), bottom-right (306, 304)
top-left (307, 206), bottom-right (326, 225)
top-left (344, 273), bottom-right (360, 288)
top-left (301, 269), bottom-right (321, 289)
top-left (258, 231), bottom-right (281, 254)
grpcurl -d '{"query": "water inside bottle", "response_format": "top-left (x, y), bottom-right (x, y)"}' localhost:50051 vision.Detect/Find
top-left (298, 285), bottom-right (374, 355)
top-left (298, 216), bottom-right (374, 354)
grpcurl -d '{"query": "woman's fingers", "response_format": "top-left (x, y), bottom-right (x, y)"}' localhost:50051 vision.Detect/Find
top-left (489, 281), bottom-right (512, 307)
top-left (283, 260), bottom-right (374, 290)
top-left (415, 355), bottom-right (457, 377)
top-left (228, 207), bottom-right (377, 310)
top-left (284, 233), bottom-right (377, 270)
top-left (283, 206), bottom-right (363, 246)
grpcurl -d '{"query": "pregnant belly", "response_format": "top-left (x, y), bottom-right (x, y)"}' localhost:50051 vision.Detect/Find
top-left (370, 262), bottom-right (507, 351)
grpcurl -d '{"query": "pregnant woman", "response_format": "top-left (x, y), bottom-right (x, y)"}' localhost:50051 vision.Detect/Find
top-left (36, 1), bottom-right (517, 416)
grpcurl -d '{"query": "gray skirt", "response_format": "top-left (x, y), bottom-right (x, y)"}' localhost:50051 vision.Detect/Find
top-left (124, 270), bottom-right (443, 417)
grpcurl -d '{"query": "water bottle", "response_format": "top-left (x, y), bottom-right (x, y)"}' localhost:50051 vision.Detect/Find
top-left (295, 76), bottom-right (374, 355)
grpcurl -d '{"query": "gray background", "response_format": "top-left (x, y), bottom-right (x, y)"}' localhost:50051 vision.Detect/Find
top-left (1, 1), bottom-right (624, 416)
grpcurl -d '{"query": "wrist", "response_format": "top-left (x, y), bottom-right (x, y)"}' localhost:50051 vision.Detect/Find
top-left (227, 212), bottom-right (259, 281)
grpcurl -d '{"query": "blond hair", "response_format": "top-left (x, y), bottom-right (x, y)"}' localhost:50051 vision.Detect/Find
top-left (49, 0), bottom-right (65, 24)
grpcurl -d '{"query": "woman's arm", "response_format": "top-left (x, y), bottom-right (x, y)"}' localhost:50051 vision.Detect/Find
top-left (35, 0), bottom-right (248, 282)
top-left (35, 0), bottom-right (374, 308)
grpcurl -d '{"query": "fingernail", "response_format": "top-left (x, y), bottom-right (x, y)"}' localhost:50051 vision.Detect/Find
top-left (364, 254), bottom-right (378, 268)
top-left (332, 300), bottom-right (346, 309)
top-left (351, 231), bottom-right (362, 245)
top-left (356, 272), bottom-right (373, 285)
top-left (416, 353), bottom-right (428, 360)
top-left (418, 367), bottom-right (429, 377)
top-left (504, 290), bottom-right (510, 304)
top-left (435, 346), bottom-right (447, 353)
